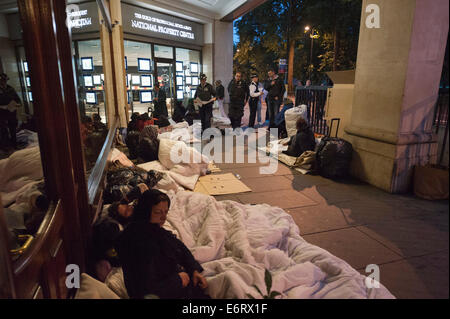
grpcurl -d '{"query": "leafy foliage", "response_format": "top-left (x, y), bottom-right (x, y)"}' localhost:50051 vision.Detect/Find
top-left (234, 0), bottom-right (362, 85)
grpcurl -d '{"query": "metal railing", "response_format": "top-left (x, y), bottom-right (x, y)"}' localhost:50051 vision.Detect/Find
top-left (295, 86), bottom-right (331, 135)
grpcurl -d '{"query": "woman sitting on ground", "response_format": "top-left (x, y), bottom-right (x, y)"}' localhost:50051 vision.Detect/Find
top-left (116, 189), bottom-right (209, 299)
top-left (282, 117), bottom-right (316, 158)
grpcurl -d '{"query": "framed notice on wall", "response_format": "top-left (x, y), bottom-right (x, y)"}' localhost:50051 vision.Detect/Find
top-left (141, 75), bottom-right (153, 88)
top-left (81, 57), bottom-right (94, 71)
top-left (93, 75), bottom-right (102, 85)
top-left (138, 58), bottom-right (152, 72)
top-left (190, 62), bottom-right (198, 74)
top-left (86, 92), bottom-right (97, 104)
top-left (132, 75), bottom-right (141, 85)
top-left (176, 61), bottom-right (184, 73)
top-left (140, 90), bottom-right (153, 103)
top-left (83, 75), bottom-right (94, 87)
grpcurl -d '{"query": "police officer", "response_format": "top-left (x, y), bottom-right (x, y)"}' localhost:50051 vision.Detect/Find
top-left (248, 74), bottom-right (263, 128)
top-left (227, 72), bottom-right (249, 130)
top-left (194, 74), bottom-right (216, 133)
top-left (0, 73), bottom-right (21, 148)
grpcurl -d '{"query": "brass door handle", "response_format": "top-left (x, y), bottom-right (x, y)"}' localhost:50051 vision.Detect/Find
top-left (10, 235), bottom-right (34, 256)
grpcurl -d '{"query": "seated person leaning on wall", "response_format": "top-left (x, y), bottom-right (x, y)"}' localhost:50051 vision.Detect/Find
top-left (116, 189), bottom-right (209, 299)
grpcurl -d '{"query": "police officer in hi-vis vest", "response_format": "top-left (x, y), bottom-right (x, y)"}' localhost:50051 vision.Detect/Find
top-left (248, 74), bottom-right (263, 128)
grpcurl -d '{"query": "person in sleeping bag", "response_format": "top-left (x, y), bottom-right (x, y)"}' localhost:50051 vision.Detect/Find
top-left (116, 189), bottom-right (210, 299)
top-left (282, 117), bottom-right (316, 158)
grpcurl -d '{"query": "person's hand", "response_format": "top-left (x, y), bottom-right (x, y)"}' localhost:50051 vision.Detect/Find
top-left (178, 272), bottom-right (190, 288)
top-left (192, 271), bottom-right (208, 289)
top-left (282, 141), bottom-right (289, 146)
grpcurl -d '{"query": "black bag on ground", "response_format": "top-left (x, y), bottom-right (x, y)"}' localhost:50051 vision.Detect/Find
top-left (315, 137), bottom-right (353, 179)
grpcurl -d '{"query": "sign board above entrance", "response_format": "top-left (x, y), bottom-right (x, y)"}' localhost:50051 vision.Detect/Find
top-left (122, 3), bottom-right (204, 46)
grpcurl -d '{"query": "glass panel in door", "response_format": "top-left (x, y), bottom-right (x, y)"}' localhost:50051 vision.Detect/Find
top-left (155, 62), bottom-right (174, 117)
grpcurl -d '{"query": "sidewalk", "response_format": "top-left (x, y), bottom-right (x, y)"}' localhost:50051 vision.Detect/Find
top-left (211, 140), bottom-right (449, 299)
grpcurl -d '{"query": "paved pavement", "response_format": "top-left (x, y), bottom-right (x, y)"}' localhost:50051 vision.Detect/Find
top-left (209, 136), bottom-right (449, 299)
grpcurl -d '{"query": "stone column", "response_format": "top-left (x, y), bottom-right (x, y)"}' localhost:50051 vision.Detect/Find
top-left (213, 20), bottom-right (234, 113)
top-left (345, 0), bottom-right (448, 193)
top-left (100, 0), bottom-right (128, 127)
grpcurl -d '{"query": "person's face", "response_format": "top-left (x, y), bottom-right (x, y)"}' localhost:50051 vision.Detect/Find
top-left (235, 73), bottom-right (242, 82)
top-left (306, 80), bottom-right (311, 86)
top-left (201, 79), bottom-right (206, 85)
top-left (150, 201), bottom-right (169, 227)
top-left (118, 204), bottom-right (133, 219)
top-left (252, 77), bottom-right (258, 83)
top-left (268, 71), bottom-right (274, 78)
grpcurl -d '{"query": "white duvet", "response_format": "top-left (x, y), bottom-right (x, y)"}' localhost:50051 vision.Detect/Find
top-left (105, 190), bottom-right (394, 299)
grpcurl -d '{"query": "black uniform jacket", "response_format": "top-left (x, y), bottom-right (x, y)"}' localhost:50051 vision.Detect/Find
top-left (227, 79), bottom-right (249, 118)
top-left (194, 82), bottom-right (216, 103)
top-left (116, 221), bottom-right (203, 299)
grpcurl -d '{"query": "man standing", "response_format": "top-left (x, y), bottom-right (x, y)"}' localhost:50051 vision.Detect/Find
top-left (264, 68), bottom-right (285, 129)
top-left (227, 72), bottom-right (249, 130)
top-left (0, 73), bottom-right (21, 148)
top-left (248, 74), bottom-right (263, 128)
top-left (153, 82), bottom-right (168, 119)
top-left (194, 74), bottom-right (216, 134)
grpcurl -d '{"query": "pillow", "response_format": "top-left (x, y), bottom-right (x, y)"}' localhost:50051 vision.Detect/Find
top-left (104, 267), bottom-right (129, 299)
top-left (75, 273), bottom-right (120, 299)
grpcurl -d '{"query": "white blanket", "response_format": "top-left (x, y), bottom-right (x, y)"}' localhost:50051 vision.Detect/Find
top-left (0, 146), bottom-right (44, 207)
top-left (105, 191), bottom-right (394, 299)
top-left (137, 138), bottom-right (210, 192)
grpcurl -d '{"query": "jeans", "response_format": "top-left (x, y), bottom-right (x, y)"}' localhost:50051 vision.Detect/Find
top-left (256, 100), bottom-right (262, 124)
top-left (267, 98), bottom-right (281, 128)
top-left (217, 99), bottom-right (227, 118)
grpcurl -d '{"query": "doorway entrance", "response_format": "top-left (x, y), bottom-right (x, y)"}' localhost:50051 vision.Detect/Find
top-left (155, 58), bottom-right (175, 116)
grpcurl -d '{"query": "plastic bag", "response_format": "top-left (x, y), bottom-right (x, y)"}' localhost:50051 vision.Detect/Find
top-left (285, 105), bottom-right (308, 137)
top-left (315, 137), bottom-right (353, 179)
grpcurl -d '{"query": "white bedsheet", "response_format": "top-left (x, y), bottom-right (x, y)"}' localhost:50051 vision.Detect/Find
top-left (137, 138), bottom-right (210, 192)
top-left (105, 191), bottom-right (394, 299)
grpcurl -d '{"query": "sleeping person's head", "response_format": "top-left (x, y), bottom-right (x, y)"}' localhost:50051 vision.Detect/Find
top-left (133, 189), bottom-right (170, 227)
top-left (108, 200), bottom-right (134, 225)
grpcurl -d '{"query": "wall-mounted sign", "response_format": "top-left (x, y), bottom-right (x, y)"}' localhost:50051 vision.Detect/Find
top-left (122, 3), bottom-right (204, 46)
top-left (67, 2), bottom-right (100, 34)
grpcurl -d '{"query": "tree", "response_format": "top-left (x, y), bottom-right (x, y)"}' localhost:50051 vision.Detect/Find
top-left (234, 0), bottom-right (362, 87)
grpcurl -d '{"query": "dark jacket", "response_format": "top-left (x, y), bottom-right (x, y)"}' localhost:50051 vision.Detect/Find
top-left (216, 85), bottom-right (225, 99)
top-left (275, 103), bottom-right (294, 127)
top-left (0, 85), bottom-right (21, 106)
top-left (227, 79), bottom-right (249, 119)
top-left (194, 82), bottom-right (215, 102)
top-left (227, 79), bottom-right (249, 104)
top-left (116, 222), bottom-right (204, 299)
top-left (283, 126), bottom-right (316, 158)
top-left (154, 89), bottom-right (168, 118)
top-left (264, 76), bottom-right (285, 101)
